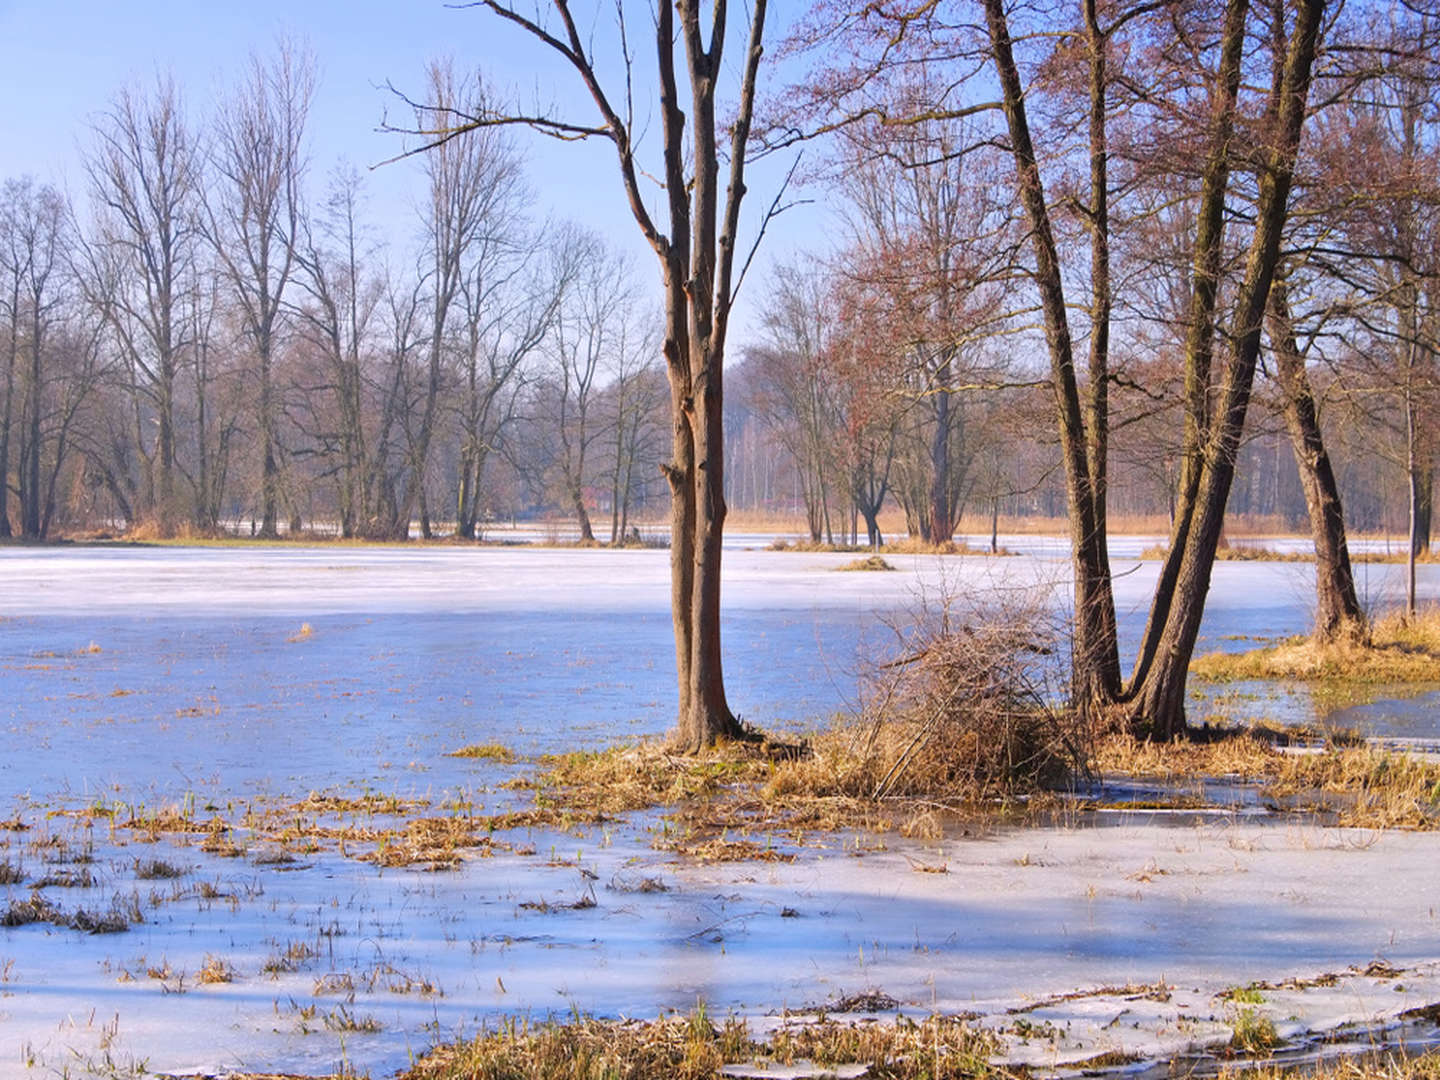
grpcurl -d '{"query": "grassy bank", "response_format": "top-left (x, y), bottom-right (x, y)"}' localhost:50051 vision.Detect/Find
top-left (1190, 608), bottom-right (1440, 684)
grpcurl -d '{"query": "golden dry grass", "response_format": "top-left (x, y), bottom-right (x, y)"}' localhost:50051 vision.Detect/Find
top-left (1224, 1052), bottom-right (1440, 1080)
top-left (1191, 607), bottom-right (1440, 684)
top-left (400, 1010), bottom-right (1000, 1080)
top-left (1090, 731), bottom-right (1280, 780)
top-left (1092, 732), bottom-right (1440, 830)
top-left (835, 555), bottom-right (897, 572)
top-left (1137, 543), bottom-right (1313, 562)
top-left (1353, 549), bottom-right (1440, 564)
top-left (766, 537), bottom-right (866, 553)
top-left (881, 537), bottom-right (1007, 556)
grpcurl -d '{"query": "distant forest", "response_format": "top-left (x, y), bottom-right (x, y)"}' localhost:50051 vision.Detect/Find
top-left (1, 28), bottom-right (1436, 547)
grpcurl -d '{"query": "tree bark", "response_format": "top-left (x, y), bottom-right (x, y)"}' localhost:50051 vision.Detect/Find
top-left (1267, 279), bottom-right (1366, 642)
top-left (1127, 0), bottom-right (1326, 738)
top-left (984, 0), bottom-right (1120, 711)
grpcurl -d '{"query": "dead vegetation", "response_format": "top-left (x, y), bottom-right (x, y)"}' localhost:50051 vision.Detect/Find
top-left (767, 537), bottom-right (1012, 557)
top-left (450, 743), bottom-right (518, 762)
top-left (836, 555), bottom-right (897, 572)
top-left (1223, 1051), bottom-right (1440, 1080)
top-left (1093, 731), bottom-right (1440, 829)
top-left (767, 537), bottom-right (866, 553)
top-left (1191, 606), bottom-right (1440, 684)
top-left (2, 890), bottom-right (141, 933)
top-left (1138, 542), bottom-right (1313, 562)
top-left (399, 1008), bottom-right (1000, 1080)
top-left (882, 537), bottom-right (1012, 556)
top-left (767, 607), bottom-right (1076, 803)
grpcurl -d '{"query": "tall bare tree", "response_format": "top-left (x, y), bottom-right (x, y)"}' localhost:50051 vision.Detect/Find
top-left (382, 61), bottom-right (525, 540)
top-left (293, 165), bottom-right (385, 538)
top-left (404, 0), bottom-right (771, 749)
top-left (547, 231), bottom-right (634, 543)
top-left (82, 78), bottom-right (201, 534)
top-left (208, 43), bottom-right (314, 536)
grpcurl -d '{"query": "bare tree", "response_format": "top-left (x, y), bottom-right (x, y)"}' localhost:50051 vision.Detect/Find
top-left (293, 165), bottom-right (387, 538)
top-left (749, 262), bottom-right (844, 543)
top-left (206, 43), bottom-right (314, 536)
top-left (82, 78), bottom-right (201, 534)
top-left (400, 0), bottom-right (771, 749)
top-left (451, 194), bottom-right (559, 541)
top-left (546, 230), bottom-right (635, 543)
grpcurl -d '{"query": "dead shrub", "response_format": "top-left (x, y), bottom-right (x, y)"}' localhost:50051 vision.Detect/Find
top-left (771, 597), bottom-right (1083, 803)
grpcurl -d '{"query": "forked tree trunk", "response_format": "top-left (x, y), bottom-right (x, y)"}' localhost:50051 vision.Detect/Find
top-left (465, 0), bottom-right (767, 751)
top-left (1127, 0), bottom-right (1325, 738)
top-left (1267, 280), bottom-right (1366, 642)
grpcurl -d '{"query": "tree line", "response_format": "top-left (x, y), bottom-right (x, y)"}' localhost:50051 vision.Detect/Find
top-left (0, 51), bottom-right (675, 544)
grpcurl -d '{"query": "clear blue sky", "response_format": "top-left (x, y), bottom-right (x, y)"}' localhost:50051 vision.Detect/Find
top-left (0, 0), bottom-right (817, 337)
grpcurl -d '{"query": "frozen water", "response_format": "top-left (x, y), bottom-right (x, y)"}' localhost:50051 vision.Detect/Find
top-left (1, 543), bottom-right (1438, 1077)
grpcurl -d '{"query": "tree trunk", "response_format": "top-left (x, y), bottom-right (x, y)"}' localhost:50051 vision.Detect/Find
top-left (1127, 0), bottom-right (1325, 738)
top-left (984, 0), bottom-right (1121, 712)
top-left (571, 480), bottom-right (595, 542)
top-left (21, 332), bottom-right (41, 538)
top-left (1412, 451), bottom-right (1433, 558)
top-left (1267, 280), bottom-right (1365, 641)
top-left (259, 346), bottom-right (280, 538)
top-left (0, 320), bottom-right (13, 539)
top-left (927, 355), bottom-right (953, 545)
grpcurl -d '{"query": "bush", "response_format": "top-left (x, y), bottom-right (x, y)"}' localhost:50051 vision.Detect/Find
top-left (770, 597), bottom-right (1083, 803)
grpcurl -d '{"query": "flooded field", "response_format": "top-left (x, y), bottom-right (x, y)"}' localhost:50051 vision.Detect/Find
top-left (1, 543), bottom-right (1438, 1077)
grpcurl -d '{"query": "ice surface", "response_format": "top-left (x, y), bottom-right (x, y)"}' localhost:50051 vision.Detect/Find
top-left (2, 544), bottom-right (1438, 1077)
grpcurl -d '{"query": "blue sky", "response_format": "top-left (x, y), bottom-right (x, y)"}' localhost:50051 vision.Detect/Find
top-left (0, 0), bottom-right (816, 336)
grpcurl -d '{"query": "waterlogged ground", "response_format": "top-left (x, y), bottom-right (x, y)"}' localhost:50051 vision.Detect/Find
top-left (1, 543), bottom-right (1439, 1078)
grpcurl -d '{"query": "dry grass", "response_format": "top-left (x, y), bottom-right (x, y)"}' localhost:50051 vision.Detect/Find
top-left (1093, 731), bottom-right (1440, 830)
top-left (1269, 749), bottom-right (1440, 829)
top-left (400, 1009), bottom-right (1001, 1080)
top-left (1137, 542), bottom-right (1312, 562)
top-left (835, 555), bottom-right (897, 572)
top-left (1091, 731), bottom-right (1282, 780)
top-left (1224, 1051), bottom-right (1440, 1080)
top-left (1191, 607), bottom-right (1440, 684)
top-left (766, 537), bottom-right (865, 553)
top-left (1354, 549), bottom-right (1440, 564)
top-left (527, 743), bottom-right (776, 816)
top-left (881, 537), bottom-right (1006, 556)
top-left (197, 954), bottom-right (236, 984)
top-left (449, 743), bottom-right (518, 763)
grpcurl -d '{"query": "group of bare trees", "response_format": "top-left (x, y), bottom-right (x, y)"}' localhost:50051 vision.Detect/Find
top-left (0, 51), bottom-right (671, 542)
top-left (756, 0), bottom-right (1439, 737)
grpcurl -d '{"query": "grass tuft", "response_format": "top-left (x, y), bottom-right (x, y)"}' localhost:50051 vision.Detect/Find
top-left (1228, 1007), bottom-right (1281, 1054)
top-left (134, 857), bottom-right (185, 880)
top-left (835, 555), bottom-right (897, 572)
top-left (449, 743), bottom-right (518, 763)
top-left (1093, 731), bottom-right (1440, 830)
